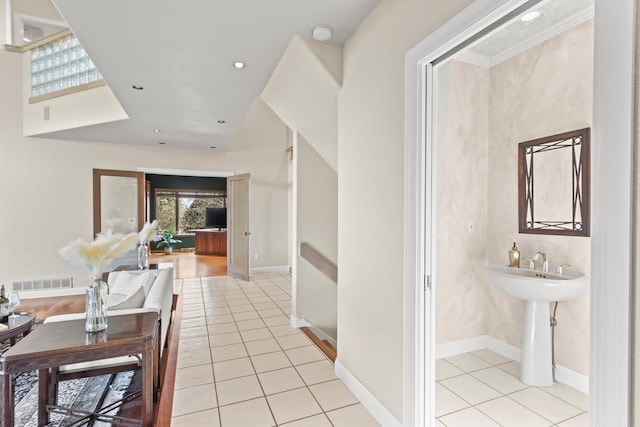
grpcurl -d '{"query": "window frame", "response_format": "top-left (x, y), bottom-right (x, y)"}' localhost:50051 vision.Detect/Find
top-left (154, 187), bottom-right (227, 233)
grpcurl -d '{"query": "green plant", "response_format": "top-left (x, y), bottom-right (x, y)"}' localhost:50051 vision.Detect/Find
top-left (156, 227), bottom-right (182, 249)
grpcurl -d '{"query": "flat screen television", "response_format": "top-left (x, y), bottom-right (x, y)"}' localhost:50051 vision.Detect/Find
top-left (205, 207), bottom-right (227, 229)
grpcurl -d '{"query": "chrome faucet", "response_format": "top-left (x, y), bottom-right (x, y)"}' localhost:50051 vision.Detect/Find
top-left (533, 252), bottom-right (549, 272)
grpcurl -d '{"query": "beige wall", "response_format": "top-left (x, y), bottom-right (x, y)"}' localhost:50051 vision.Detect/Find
top-left (486, 20), bottom-right (593, 375)
top-left (338, 0), bottom-right (474, 419)
top-left (295, 135), bottom-right (338, 340)
top-left (22, 53), bottom-right (129, 136)
top-left (0, 45), bottom-right (289, 289)
top-left (11, 0), bottom-right (62, 23)
top-left (261, 35), bottom-right (341, 172)
top-left (435, 60), bottom-right (490, 344)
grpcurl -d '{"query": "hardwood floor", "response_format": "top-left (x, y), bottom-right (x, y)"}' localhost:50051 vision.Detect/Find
top-left (149, 251), bottom-right (227, 279)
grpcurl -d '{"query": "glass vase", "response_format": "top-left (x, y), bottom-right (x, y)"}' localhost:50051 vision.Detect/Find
top-left (137, 243), bottom-right (149, 270)
top-left (85, 276), bottom-right (108, 333)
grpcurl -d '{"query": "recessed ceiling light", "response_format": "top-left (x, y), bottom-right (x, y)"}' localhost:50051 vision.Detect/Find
top-left (233, 61), bottom-right (246, 69)
top-left (132, 85), bottom-right (144, 90)
top-left (312, 25), bottom-right (332, 42)
top-left (153, 129), bottom-right (161, 133)
top-left (158, 142), bottom-right (166, 145)
top-left (217, 120), bottom-right (226, 124)
top-left (519, 10), bottom-right (543, 24)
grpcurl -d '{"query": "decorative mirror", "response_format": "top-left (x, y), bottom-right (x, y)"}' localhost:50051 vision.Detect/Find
top-left (518, 128), bottom-right (590, 237)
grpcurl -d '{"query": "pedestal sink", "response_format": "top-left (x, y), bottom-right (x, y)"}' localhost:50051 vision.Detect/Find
top-left (488, 266), bottom-right (586, 387)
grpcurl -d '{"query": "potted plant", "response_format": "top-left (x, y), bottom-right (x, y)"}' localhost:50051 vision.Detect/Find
top-left (157, 227), bottom-right (182, 254)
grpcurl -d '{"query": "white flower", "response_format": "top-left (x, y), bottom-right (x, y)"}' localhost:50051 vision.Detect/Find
top-left (59, 231), bottom-right (139, 277)
top-left (138, 220), bottom-right (161, 244)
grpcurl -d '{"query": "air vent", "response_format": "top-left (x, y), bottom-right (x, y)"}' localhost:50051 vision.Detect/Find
top-left (13, 277), bottom-right (73, 291)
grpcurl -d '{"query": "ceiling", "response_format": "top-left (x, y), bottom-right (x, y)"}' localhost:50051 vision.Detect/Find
top-left (45, 0), bottom-right (379, 150)
top-left (456, 0), bottom-right (593, 67)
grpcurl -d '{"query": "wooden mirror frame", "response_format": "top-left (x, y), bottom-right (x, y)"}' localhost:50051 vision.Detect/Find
top-left (518, 128), bottom-right (590, 237)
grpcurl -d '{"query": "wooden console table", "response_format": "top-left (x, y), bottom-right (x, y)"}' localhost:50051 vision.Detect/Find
top-left (0, 312), bottom-right (159, 427)
top-left (195, 230), bottom-right (227, 256)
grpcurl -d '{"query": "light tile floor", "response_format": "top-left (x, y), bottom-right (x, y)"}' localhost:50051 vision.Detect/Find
top-left (436, 350), bottom-right (589, 426)
top-left (171, 273), bottom-right (381, 427)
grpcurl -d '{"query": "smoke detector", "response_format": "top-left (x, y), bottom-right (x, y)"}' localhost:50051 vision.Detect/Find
top-left (312, 26), bottom-right (332, 42)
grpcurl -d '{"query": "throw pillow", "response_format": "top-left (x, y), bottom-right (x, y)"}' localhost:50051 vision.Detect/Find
top-left (110, 271), bottom-right (157, 296)
top-left (110, 271), bottom-right (135, 295)
top-left (108, 286), bottom-right (145, 310)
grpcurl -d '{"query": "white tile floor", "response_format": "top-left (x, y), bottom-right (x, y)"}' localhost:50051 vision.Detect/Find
top-left (436, 350), bottom-right (589, 426)
top-left (171, 273), bottom-right (381, 427)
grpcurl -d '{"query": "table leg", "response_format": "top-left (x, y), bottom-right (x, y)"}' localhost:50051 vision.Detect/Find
top-left (141, 349), bottom-right (154, 426)
top-left (1, 372), bottom-right (15, 427)
top-left (38, 368), bottom-right (49, 426)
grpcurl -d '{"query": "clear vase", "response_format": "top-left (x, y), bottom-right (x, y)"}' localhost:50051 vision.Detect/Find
top-left (85, 277), bottom-right (108, 333)
top-left (137, 243), bottom-right (149, 270)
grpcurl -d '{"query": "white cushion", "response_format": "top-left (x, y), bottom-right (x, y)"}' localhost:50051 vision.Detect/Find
top-left (60, 355), bottom-right (140, 372)
top-left (108, 286), bottom-right (145, 310)
top-left (110, 271), bottom-right (157, 296)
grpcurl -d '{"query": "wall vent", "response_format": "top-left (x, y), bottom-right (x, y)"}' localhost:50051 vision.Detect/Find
top-left (12, 277), bottom-right (73, 291)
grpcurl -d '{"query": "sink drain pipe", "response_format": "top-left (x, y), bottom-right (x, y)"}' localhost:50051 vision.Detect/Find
top-left (550, 301), bottom-right (559, 383)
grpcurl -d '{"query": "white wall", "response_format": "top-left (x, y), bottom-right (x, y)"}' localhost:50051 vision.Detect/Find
top-left (338, 0), bottom-right (474, 420)
top-left (0, 43), bottom-right (289, 289)
top-left (295, 135), bottom-right (338, 340)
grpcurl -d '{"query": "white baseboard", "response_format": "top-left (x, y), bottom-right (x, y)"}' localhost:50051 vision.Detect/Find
top-left (485, 335), bottom-right (521, 362)
top-left (436, 335), bottom-right (589, 394)
top-left (435, 335), bottom-right (488, 359)
top-left (250, 265), bottom-right (290, 274)
top-left (334, 360), bottom-right (402, 427)
top-left (289, 315), bottom-right (337, 347)
top-left (290, 315), bottom-right (310, 329)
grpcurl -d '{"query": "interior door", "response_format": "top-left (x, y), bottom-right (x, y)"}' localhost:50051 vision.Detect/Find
top-left (93, 169), bottom-right (145, 236)
top-left (227, 173), bottom-right (251, 281)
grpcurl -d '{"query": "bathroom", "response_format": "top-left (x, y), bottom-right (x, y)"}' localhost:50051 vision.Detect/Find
top-left (433, 0), bottom-right (592, 425)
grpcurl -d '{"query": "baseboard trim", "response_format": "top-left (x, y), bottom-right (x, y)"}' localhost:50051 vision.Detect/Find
top-left (435, 336), bottom-right (487, 359)
top-left (289, 316), bottom-right (337, 348)
top-left (250, 265), bottom-right (290, 274)
top-left (436, 335), bottom-right (589, 394)
top-left (334, 360), bottom-right (403, 427)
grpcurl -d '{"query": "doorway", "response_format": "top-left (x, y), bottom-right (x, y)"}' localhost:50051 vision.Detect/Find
top-left (403, 0), bottom-right (635, 425)
top-left (431, 1), bottom-right (593, 424)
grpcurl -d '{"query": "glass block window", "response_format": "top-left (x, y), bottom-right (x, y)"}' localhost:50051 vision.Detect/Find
top-left (30, 34), bottom-right (103, 98)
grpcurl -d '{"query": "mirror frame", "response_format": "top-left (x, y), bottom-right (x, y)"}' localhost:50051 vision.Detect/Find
top-left (518, 128), bottom-right (591, 237)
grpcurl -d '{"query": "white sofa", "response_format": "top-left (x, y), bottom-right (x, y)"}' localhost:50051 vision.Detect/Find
top-left (44, 267), bottom-right (174, 373)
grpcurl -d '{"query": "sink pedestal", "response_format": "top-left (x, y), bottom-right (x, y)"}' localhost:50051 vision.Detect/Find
top-left (521, 300), bottom-right (553, 386)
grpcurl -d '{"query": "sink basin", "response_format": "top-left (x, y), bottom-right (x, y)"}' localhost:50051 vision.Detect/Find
top-left (488, 266), bottom-right (586, 302)
top-left (488, 265), bottom-right (587, 387)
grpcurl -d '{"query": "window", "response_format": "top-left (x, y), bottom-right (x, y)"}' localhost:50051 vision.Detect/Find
top-left (156, 189), bottom-right (226, 233)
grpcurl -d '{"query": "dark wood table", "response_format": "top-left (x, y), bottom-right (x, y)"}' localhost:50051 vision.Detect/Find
top-left (0, 312), bottom-right (159, 427)
top-left (0, 313), bottom-right (34, 346)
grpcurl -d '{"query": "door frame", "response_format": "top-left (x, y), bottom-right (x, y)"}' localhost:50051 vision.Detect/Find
top-left (227, 173), bottom-right (251, 281)
top-left (403, 0), bottom-right (635, 425)
top-left (93, 169), bottom-right (145, 236)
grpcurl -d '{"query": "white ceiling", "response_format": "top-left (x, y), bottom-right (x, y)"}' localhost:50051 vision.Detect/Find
top-left (456, 0), bottom-right (593, 67)
top-left (45, 0), bottom-right (379, 150)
